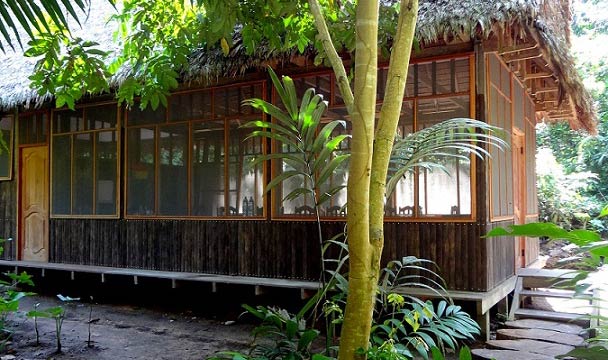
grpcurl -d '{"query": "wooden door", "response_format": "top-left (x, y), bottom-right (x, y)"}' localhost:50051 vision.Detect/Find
top-left (512, 131), bottom-right (526, 268)
top-left (20, 146), bottom-right (49, 262)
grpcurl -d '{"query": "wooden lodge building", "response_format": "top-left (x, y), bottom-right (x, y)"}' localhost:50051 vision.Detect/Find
top-left (0, 0), bottom-right (596, 336)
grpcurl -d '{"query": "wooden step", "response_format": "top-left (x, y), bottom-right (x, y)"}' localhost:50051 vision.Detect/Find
top-left (517, 268), bottom-right (578, 289)
top-left (514, 308), bottom-right (590, 326)
top-left (471, 348), bottom-right (554, 360)
top-left (486, 339), bottom-right (574, 357)
top-left (497, 328), bottom-right (585, 347)
top-left (504, 319), bottom-right (585, 336)
top-left (519, 289), bottom-right (578, 299)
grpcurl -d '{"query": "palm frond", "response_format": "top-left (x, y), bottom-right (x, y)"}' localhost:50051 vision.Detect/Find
top-left (387, 117), bottom-right (509, 198)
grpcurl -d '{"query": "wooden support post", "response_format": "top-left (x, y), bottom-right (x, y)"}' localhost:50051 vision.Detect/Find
top-left (254, 285), bottom-right (266, 296)
top-left (509, 277), bottom-right (523, 321)
top-left (171, 279), bottom-right (177, 289)
top-left (41, 268), bottom-right (45, 277)
top-left (476, 302), bottom-right (491, 342)
top-left (101, 273), bottom-right (105, 283)
top-left (211, 282), bottom-right (217, 293)
top-left (133, 276), bottom-right (138, 285)
top-left (70, 271), bottom-right (75, 281)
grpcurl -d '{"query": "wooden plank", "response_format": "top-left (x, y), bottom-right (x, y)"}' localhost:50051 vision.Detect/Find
top-left (486, 339), bottom-right (574, 357)
top-left (497, 328), bottom-right (585, 346)
top-left (514, 308), bottom-right (589, 326)
top-left (504, 319), bottom-right (584, 336)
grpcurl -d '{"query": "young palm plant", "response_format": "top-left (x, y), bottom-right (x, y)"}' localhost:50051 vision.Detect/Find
top-left (242, 68), bottom-right (350, 289)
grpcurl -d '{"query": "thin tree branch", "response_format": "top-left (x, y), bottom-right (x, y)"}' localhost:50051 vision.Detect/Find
top-left (308, 0), bottom-right (354, 115)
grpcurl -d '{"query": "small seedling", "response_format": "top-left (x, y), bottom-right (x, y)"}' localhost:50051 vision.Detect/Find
top-left (51, 294), bottom-right (79, 353)
top-left (26, 303), bottom-right (43, 345)
top-left (86, 296), bottom-right (99, 348)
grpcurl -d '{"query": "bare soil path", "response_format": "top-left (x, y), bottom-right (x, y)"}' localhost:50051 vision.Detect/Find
top-left (5, 295), bottom-right (253, 360)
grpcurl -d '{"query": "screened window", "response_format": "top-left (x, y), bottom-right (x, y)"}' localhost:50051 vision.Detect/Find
top-left (126, 81), bottom-right (266, 217)
top-left (51, 104), bottom-right (119, 216)
top-left (273, 55), bottom-right (474, 218)
top-left (19, 112), bottom-right (47, 145)
top-left (0, 116), bottom-right (13, 180)
top-left (487, 53), bottom-right (514, 219)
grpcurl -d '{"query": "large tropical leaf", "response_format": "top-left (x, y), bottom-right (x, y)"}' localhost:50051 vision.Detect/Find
top-left (0, 0), bottom-right (103, 52)
top-left (387, 118), bottom-right (508, 198)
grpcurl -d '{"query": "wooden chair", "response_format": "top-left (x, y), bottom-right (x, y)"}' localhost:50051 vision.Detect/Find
top-left (398, 205), bottom-right (414, 216)
top-left (450, 205), bottom-right (460, 215)
top-left (325, 205), bottom-right (344, 216)
top-left (295, 205), bottom-right (315, 215)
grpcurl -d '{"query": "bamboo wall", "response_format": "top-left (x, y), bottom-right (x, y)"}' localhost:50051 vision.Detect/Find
top-left (49, 219), bottom-right (496, 291)
top-left (0, 179), bottom-right (16, 260)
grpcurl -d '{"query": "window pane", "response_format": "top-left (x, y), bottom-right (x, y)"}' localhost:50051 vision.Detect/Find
top-left (128, 105), bottom-right (166, 126)
top-left (228, 124), bottom-right (264, 216)
top-left (191, 121), bottom-right (224, 216)
top-left (127, 127), bottom-right (156, 215)
top-left (170, 91), bottom-right (212, 122)
top-left (96, 131), bottom-right (117, 215)
top-left (319, 121), bottom-right (350, 217)
top-left (0, 117), bottom-right (12, 178)
top-left (87, 104), bottom-right (117, 130)
top-left (417, 96), bottom-right (471, 215)
top-left (214, 87), bottom-right (240, 118)
top-left (454, 58), bottom-right (470, 93)
top-left (387, 101), bottom-right (414, 216)
top-left (54, 109), bottom-right (84, 133)
top-left (20, 113), bottom-right (48, 145)
top-left (73, 133), bottom-right (94, 214)
top-left (416, 62), bottom-right (433, 96)
top-left (159, 124), bottom-right (188, 215)
top-left (52, 135), bottom-right (71, 214)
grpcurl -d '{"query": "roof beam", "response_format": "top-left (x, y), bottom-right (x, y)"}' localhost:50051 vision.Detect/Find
top-left (499, 42), bottom-right (538, 56)
top-left (503, 49), bottom-right (543, 63)
top-left (524, 72), bottom-right (553, 80)
top-left (533, 87), bottom-right (559, 95)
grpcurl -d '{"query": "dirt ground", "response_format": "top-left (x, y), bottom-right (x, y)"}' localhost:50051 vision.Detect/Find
top-left (4, 294), bottom-right (253, 360)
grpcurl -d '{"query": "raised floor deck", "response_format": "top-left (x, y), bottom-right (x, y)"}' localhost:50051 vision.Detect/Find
top-left (0, 260), bottom-right (517, 340)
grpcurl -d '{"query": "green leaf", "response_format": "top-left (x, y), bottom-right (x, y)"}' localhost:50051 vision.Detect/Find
top-left (485, 222), bottom-right (600, 245)
top-left (557, 346), bottom-right (608, 360)
top-left (599, 204), bottom-right (608, 218)
top-left (458, 346), bottom-right (472, 360)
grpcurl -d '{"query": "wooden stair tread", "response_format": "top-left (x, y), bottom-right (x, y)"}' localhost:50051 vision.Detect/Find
top-left (517, 268), bottom-right (578, 289)
top-left (514, 308), bottom-right (589, 326)
top-left (471, 348), bottom-right (555, 360)
top-left (497, 328), bottom-right (585, 346)
top-left (519, 289), bottom-right (578, 298)
top-left (486, 339), bottom-right (574, 357)
top-left (504, 319), bottom-right (585, 335)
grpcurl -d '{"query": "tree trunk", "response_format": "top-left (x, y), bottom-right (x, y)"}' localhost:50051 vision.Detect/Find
top-left (337, 0), bottom-right (378, 359)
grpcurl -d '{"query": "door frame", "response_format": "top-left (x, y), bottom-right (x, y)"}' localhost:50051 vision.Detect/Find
top-left (512, 129), bottom-right (526, 268)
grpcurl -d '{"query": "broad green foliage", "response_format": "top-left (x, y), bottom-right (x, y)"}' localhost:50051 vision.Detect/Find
top-left (26, 26), bottom-right (111, 109)
top-left (21, 0), bottom-right (406, 110)
top-left (0, 268), bottom-right (34, 343)
top-left (243, 68), bottom-right (349, 208)
top-left (486, 217), bottom-right (608, 360)
top-left (538, 0), bottom-right (608, 233)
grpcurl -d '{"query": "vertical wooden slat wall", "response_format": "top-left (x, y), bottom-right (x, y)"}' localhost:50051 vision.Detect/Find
top-left (48, 219), bottom-right (496, 291)
top-left (0, 180), bottom-right (17, 259)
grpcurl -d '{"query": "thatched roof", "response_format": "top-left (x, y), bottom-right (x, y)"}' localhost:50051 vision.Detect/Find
top-left (0, 0), bottom-right (596, 132)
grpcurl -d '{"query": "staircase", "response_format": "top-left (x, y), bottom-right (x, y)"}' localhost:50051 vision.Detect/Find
top-left (509, 268), bottom-right (593, 327)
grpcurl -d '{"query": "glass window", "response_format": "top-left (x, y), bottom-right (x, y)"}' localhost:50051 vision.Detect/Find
top-left (96, 131), bottom-right (117, 215)
top-left (19, 112), bottom-right (47, 145)
top-left (271, 56), bottom-right (474, 219)
top-left (191, 120), bottom-right (225, 216)
top-left (52, 135), bottom-right (71, 214)
top-left (126, 81), bottom-right (266, 217)
top-left (51, 105), bottom-right (119, 217)
top-left (0, 116), bottom-right (13, 180)
top-left (127, 127), bottom-right (156, 215)
top-left (159, 124), bottom-right (188, 215)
